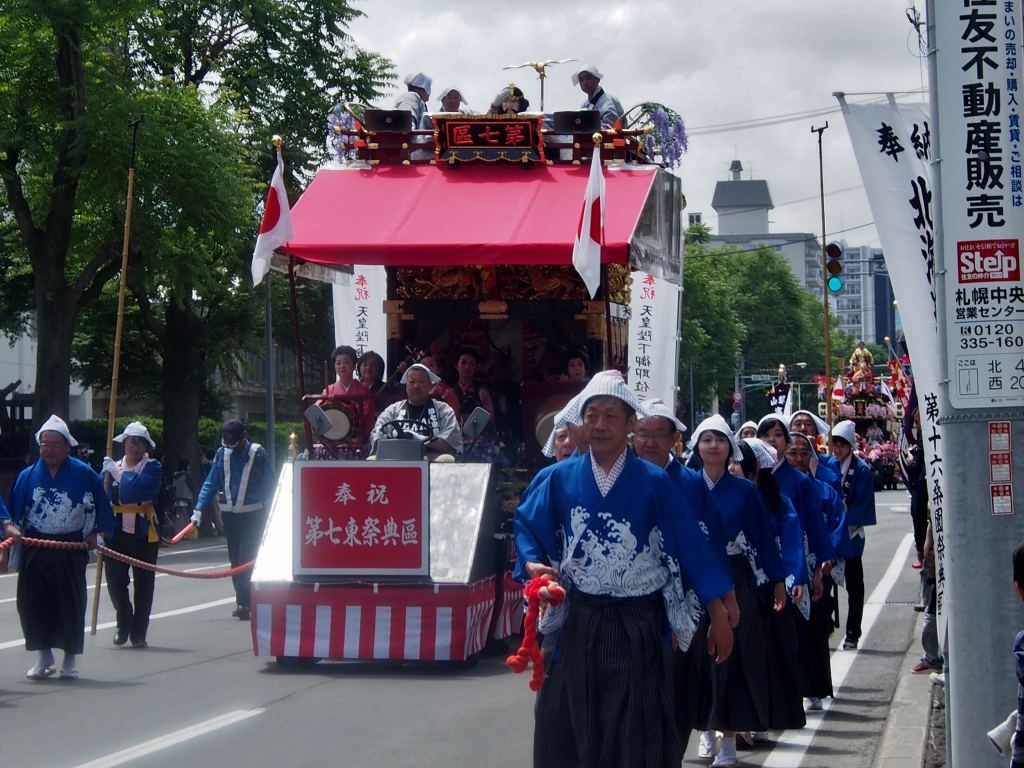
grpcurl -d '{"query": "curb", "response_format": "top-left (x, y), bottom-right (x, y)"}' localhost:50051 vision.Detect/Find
top-left (872, 611), bottom-right (935, 768)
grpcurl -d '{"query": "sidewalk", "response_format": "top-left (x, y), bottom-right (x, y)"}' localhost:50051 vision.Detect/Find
top-left (872, 612), bottom-right (944, 768)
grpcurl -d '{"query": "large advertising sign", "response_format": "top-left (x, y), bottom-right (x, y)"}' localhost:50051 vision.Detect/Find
top-left (293, 461), bottom-right (429, 577)
top-left (936, 1), bottom-right (1024, 408)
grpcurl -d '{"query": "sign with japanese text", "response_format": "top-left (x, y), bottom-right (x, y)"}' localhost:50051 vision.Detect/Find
top-left (936, 1), bottom-right (1024, 409)
top-left (433, 116), bottom-right (545, 164)
top-left (991, 483), bottom-right (1014, 516)
top-left (293, 461), bottom-right (429, 576)
top-left (333, 266), bottom-right (387, 364)
top-left (841, 97), bottom-right (948, 629)
top-left (627, 271), bottom-right (680, 405)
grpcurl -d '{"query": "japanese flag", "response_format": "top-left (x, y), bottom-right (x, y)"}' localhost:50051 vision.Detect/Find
top-left (251, 150), bottom-right (293, 286)
top-left (832, 376), bottom-right (846, 403)
top-left (572, 144), bottom-right (605, 298)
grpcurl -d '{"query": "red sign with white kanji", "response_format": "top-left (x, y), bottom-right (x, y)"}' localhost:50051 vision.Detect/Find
top-left (293, 461), bottom-right (429, 576)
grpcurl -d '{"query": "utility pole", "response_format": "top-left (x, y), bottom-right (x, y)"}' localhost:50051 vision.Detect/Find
top-left (812, 123), bottom-right (833, 424)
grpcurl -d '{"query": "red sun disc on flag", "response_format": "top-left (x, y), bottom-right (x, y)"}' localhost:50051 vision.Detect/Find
top-left (259, 187), bottom-right (281, 234)
top-left (589, 198), bottom-right (602, 244)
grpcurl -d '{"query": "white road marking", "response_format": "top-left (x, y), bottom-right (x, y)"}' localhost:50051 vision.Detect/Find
top-left (71, 708), bottom-right (264, 768)
top-left (760, 533), bottom-right (915, 767)
top-left (0, 596), bottom-right (237, 650)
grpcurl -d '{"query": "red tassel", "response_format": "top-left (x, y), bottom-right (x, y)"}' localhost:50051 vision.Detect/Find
top-left (506, 575), bottom-right (565, 690)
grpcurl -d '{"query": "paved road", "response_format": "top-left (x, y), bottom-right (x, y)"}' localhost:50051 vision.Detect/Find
top-left (0, 490), bottom-right (920, 768)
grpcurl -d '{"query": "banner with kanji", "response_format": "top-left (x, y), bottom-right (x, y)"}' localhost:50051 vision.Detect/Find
top-left (332, 265), bottom-right (387, 365)
top-left (293, 461), bottom-right (429, 576)
top-left (841, 96), bottom-right (947, 633)
top-left (627, 271), bottom-right (680, 405)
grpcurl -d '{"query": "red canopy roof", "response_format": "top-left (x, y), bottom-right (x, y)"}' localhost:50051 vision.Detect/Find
top-left (280, 164), bottom-right (658, 267)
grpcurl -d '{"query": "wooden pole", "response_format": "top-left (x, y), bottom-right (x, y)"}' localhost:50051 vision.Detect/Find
top-left (90, 117), bottom-right (141, 635)
top-left (812, 122), bottom-right (833, 426)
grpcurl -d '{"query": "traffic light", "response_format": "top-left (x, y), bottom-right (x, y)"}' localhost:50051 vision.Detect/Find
top-left (825, 242), bottom-right (844, 293)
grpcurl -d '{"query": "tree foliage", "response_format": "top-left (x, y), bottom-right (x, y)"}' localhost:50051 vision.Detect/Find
top-left (679, 224), bottom-right (857, 419)
top-left (0, 0), bottom-right (394, 480)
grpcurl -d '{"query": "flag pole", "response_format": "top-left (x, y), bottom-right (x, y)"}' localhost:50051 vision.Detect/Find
top-left (91, 117), bottom-right (142, 635)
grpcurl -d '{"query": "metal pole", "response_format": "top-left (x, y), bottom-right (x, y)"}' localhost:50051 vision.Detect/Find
top-left (264, 275), bottom-right (275, 466)
top-left (812, 123), bottom-right (833, 425)
top-left (90, 117), bottom-right (141, 635)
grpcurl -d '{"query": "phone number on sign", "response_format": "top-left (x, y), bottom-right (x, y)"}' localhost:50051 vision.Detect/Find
top-left (959, 323), bottom-right (1024, 349)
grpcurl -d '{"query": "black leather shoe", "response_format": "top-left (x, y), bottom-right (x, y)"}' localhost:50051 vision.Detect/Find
top-left (114, 630), bottom-right (129, 646)
top-left (236, 606), bottom-right (251, 621)
top-left (131, 639), bottom-right (148, 648)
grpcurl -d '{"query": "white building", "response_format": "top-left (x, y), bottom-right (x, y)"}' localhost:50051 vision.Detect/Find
top-left (0, 331), bottom-right (93, 424)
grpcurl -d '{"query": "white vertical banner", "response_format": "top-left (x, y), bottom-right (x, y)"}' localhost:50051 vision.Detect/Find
top-left (628, 271), bottom-right (679, 405)
top-left (332, 265), bottom-right (387, 366)
top-left (840, 97), bottom-right (948, 632)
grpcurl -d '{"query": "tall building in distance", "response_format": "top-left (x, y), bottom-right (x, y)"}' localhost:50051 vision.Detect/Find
top-left (704, 160), bottom-right (896, 345)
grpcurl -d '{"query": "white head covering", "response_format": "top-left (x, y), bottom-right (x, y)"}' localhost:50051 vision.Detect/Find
top-left (114, 420), bottom-right (155, 449)
top-left (403, 72), bottom-right (432, 95)
top-left (831, 419), bottom-right (858, 446)
top-left (578, 369), bottom-right (642, 415)
top-left (738, 420), bottom-right (758, 434)
top-left (400, 362), bottom-right (440, 385)
top-left (35, 414), bottom-right (78, 448)
top-left (540, 370), bottom-right (635, 457)
top-left (438, 87), bottom-right (466, 105)
top-left (639, 398), bottom-right (686, 433)
top-left (788, 409), bottom-right (830, 436)
top-left (571, 65), bottom-right (604, 85)
top-left (687, 414), bottom-right (743, 462)
top-left (756, 413), bottom-right (791, 442)
top-left (742, 437), bottom-right (777, 469)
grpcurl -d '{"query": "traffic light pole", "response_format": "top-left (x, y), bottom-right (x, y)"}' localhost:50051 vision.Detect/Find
top-left (812, 122), bottom-right (833, 425)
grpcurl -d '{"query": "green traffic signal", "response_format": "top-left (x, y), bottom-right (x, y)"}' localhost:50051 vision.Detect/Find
top-left (827, 275), bottom-right (844, 293)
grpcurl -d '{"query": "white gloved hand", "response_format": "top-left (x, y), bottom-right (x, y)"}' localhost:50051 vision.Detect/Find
top-left (101, 457), bottom-right (122, 481)
top-left (410, 432), bottom-right (429, 442)
top-left (190, 509), bottom-right (202, 526)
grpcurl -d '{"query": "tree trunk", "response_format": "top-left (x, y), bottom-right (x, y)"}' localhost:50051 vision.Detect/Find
top-left (33, 255), bottom-right (75, 422)
top-left (160, 296), bottom-right (205, 492)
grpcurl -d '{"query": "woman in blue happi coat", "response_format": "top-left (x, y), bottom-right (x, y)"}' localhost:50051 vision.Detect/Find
top-left (786, 433), bottom-right (847, 709)
top-left (685, 416), bottom-right (789, 766)
top-left (515, 373), bottom-right (735, 768)
top-left (734, 437), bottom-right (809, 733)
top-left (757, 416), bottom-right (828, 607)
top-left (830, 420), bottom-right (877, 650)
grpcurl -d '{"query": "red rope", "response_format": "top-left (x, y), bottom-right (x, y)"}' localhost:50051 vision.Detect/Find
top-left (0, 535), bottom-right (253, 579)
top-left (505, 574), bottom-right (565, 691)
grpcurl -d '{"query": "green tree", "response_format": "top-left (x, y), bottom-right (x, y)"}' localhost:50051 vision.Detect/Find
top-left (679, 230), bottom-right (856, 420)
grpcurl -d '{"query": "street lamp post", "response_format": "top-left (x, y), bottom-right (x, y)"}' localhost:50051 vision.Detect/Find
top-left (812, 123), bottom-right (833, 425)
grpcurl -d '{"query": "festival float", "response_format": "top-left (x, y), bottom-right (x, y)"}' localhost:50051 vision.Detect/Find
top-left (248, 89), bottom-right (687, 664)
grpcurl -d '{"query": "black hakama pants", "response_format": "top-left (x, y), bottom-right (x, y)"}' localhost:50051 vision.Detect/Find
top-left (799, 574), bottom-right (836, 700)
top-left (17, 531), bottom-right (88, 654)
top-left (758, 586), bottom-right (807, 730)
top-left (693, 556), bottom-right (771, 733)
top-left (534, 590), bottom-right (679, 768)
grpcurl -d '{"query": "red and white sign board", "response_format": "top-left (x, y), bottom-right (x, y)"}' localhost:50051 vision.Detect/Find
top-left (990, 452), bottom-right (1013, 485)
top-left (252, 578), bottom-right (497, 661)
top-left (292, 461), bottom-right (429, 576)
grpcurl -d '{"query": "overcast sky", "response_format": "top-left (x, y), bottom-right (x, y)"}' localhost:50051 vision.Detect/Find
top-left (347, 0), bottom-right (927, 248)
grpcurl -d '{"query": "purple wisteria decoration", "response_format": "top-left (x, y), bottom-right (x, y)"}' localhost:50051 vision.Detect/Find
top-left (327, 105), bottom-right (358, 163)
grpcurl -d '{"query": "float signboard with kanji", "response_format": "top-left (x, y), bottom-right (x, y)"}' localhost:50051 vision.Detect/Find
top-left (292, 461), bottom-right (429, 577)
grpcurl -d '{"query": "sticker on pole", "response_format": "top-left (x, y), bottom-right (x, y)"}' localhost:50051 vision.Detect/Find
top-left (947, 239), bottom-right (1024, 408)
top-left (989, 421), bottom-right (1012, 453)
top-left (991, 484), bottom-right (1014, 516)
